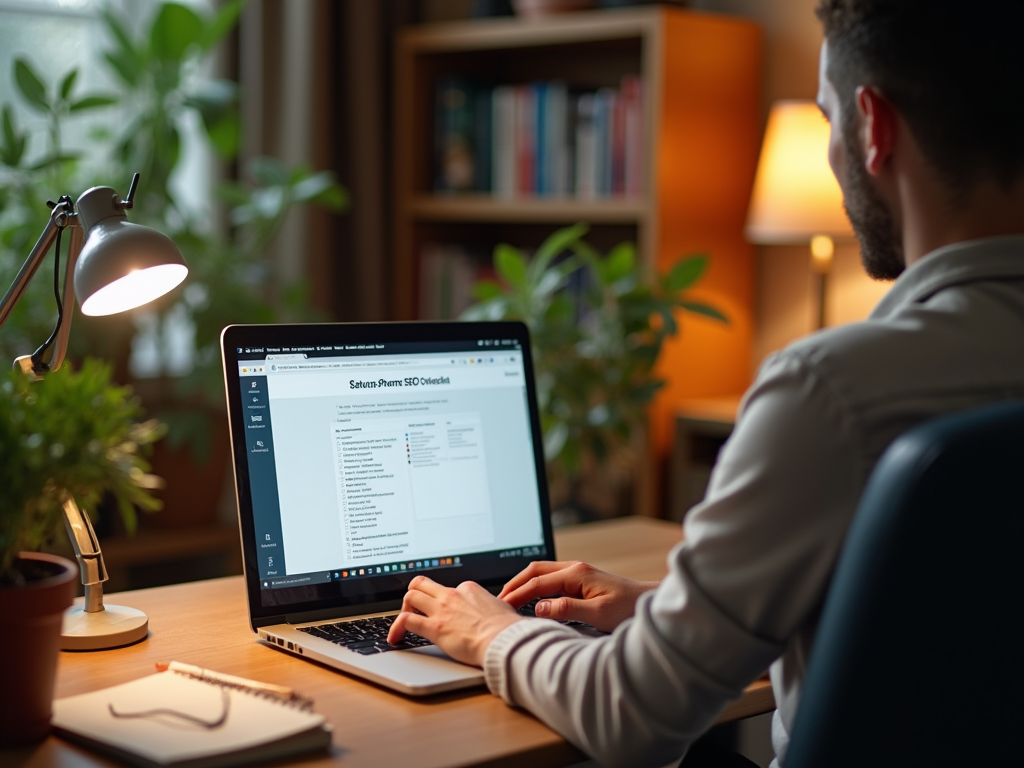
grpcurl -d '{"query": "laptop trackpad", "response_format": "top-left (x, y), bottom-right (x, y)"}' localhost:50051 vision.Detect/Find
top-left (407, 644), bottom-right (454, 660)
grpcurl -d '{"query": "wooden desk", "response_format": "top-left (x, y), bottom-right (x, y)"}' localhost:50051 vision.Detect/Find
top-left (9, 517), bottom-right (773, 768)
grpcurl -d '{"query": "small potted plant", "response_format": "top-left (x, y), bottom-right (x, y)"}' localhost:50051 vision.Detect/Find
top-left (0, 360), bottom-right (163, 747)
top-left (463, 223), bottom-right (726, 521)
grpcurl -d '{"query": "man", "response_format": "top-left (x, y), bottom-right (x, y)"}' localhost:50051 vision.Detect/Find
top-left (389, 1), bottom-right (1024, 765)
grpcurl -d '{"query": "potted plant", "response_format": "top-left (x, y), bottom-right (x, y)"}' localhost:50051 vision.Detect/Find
top-left (463, 224), bottom-right (726, 521)
top-left (0, 360), bottom-right (163, 747)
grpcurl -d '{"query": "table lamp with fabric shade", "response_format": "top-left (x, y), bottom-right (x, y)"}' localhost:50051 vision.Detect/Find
top-left (0, 173), bottom-right (188, 649)
top-left (746, 100), bottom-right (853, 329)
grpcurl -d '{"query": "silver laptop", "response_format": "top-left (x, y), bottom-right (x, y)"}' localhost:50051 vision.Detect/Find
top-left (221, 322), bottom-right (556, 695)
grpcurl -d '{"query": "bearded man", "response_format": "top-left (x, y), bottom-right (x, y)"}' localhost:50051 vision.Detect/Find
top-left (388, 2), bottom-right (1024, 765)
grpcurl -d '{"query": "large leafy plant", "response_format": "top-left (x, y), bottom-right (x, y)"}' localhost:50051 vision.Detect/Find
top-left (0, 360), bottom-right (163, 583)
top-left (0, 1), bottom-right (347, 457)
top-left (463, 224), bottom-right (726, 514)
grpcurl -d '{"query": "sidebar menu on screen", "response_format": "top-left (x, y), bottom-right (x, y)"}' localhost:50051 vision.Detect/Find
top-left (241, 374), bottom-right (286, 580)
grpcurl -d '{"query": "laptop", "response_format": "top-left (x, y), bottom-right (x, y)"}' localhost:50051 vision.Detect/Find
top-left (221, 321), bottom-right (556, 695)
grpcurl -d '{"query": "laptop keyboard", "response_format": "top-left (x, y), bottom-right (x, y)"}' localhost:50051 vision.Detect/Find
top-left (297, 600), bottom-right (595, 655)
top-left (298, 615), bottom-right (430, 655)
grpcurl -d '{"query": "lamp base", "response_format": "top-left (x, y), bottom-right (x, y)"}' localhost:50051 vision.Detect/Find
top-left (61, 602), bottom-right (149, 651)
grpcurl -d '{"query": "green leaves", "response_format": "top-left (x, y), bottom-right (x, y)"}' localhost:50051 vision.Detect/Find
top-left (60, 70), bottom-right (78, 101)
top-left (291, 170), bottom-right (349, 209)
top-left (14, 59), bottom-right (48, 113)
top-left (0, 361), bottom-right (164, 580)
top-left (7, 57), bottom-right (117, 173)
top-left (0, 105), bottom-right (26, 167)
top-left (603, 242), bottom-right (635, 283)
top-left (186, 79), bottom-right (241, 158)
top-left (665, 253), bottom-right (708, 292)
top-left (69, 95), bottom-right (118, 113)
top-left (200, 0), bottom-right (248, 52)
top-left (13, 58), bottom-right (116, 117)
top-left (226, 158), bottom-right (349, 228)
top-left (531, 221), bottom-right (588, 278)
top-left (0, 0), bottom-right (344, 469)
top-left (678, 300), bottom-right (728, 322)
top-left (462, 225), bottom-right (728, 489)
top-left (495, 244), bottom-right (528, 289)
top-left (150, 3), bottom-right (205, 62)
top-left (99, 1), bottom-right (250, 198)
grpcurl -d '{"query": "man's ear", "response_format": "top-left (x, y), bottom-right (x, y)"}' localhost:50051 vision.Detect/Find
top-left (855, 86), bottom-right (897, 176)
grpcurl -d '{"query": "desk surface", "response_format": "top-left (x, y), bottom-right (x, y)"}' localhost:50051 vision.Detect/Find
top-left (10, 517), bottom-right (773, 768)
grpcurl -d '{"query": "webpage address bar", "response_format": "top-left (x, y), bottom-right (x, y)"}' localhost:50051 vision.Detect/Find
top-left (270, 358), bottom-right (453, 372)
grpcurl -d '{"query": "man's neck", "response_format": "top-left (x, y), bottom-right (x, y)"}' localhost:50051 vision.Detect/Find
top-left (901, 177), bottom-right (1024, 269)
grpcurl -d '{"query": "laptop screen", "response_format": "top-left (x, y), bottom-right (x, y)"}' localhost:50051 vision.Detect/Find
top-left (222, 323), bottom-right (554, 624)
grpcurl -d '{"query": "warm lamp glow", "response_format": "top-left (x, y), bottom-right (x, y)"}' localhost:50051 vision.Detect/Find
top-left (746, 100), bottom-right (853, 244)
top-left (810, 234), bottom-right (835, 273)
top-left (80, 263), bottom-right (188, 316)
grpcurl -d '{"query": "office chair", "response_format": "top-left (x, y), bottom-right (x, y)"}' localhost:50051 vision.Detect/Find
top-left (785, 400), bottom-right (1024, 768)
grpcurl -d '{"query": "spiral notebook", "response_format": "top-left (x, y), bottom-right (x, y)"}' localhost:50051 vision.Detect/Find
top-left (51, 669), bottom-right (332, 768)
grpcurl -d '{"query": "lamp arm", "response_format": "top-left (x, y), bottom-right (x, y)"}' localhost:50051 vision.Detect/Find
top-left (0, 202), bottom-right (72, 330)
top-left (45, 220), bottom-right (83, 373)
top-left (61, 490), bottom-right (109, 614)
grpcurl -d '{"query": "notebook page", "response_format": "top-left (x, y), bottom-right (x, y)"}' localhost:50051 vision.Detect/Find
top-left (52, 671), bottom-right (328, 766)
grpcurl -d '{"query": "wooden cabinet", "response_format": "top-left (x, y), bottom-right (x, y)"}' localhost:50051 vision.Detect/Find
top-left (669, 396), bottom-right (740, 521)
top-left (393, 8), bottom-right (761, 514)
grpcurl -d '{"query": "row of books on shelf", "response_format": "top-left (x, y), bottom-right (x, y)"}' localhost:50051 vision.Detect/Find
top-left (435, 75), bottom-right (645, 200)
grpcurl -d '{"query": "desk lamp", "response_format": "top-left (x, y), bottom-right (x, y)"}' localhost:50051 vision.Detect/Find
top-left (746, 100), bottom-right (853, 329)
top-left (0, 173), bottom-right (187, 650)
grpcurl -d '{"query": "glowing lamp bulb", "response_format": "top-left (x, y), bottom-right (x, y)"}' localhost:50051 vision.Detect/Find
top-left (79, 263), bottom-right (188, 316)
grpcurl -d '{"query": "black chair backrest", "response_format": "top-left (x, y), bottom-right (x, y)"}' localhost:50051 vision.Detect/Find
top-left (785, 401), bottom-right (1024, 768)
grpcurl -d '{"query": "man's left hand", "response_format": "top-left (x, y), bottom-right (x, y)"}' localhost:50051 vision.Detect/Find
top-left (387, 576), bottom-right (524, 667)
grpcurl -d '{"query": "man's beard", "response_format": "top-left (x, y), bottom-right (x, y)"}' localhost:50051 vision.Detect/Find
top-left (840, 121), bottom-right (905, 281)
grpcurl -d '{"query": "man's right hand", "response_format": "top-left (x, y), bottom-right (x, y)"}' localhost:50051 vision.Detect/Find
top-left (498, 561), bottom-right (659, 634)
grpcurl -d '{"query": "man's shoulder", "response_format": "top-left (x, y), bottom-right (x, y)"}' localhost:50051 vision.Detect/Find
top-left (757, 287), bottom-right (1024, 426)
top-left (762, 319), bottom-right (899, 386)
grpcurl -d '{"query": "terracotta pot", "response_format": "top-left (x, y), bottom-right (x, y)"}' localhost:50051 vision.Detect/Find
top-left (0, 552), bottom-right (77, 747)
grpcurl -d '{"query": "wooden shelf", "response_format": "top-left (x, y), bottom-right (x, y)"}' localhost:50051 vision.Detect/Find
top-left (399, 6), bottom-right (662, 52)
top-left (393, 8), bottom-right (762, 514)
top-left (410, 194), bottom-right (646, 223)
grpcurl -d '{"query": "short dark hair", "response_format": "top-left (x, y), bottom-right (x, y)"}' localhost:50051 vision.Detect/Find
top-left (816, 0), bottom-right (1024, 198)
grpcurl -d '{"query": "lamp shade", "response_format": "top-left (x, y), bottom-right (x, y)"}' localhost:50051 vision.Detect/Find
top-left (746, 100), bottom-right (853, 244)
top-left (73, 186), bottom-right (188, 316)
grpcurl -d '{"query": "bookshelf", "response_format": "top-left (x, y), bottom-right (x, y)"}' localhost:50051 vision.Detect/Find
top-left (393, 7), bottom-right (761, 515)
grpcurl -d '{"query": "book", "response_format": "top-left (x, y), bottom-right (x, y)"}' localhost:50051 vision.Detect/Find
top-left (541, 81), bottom-right (569, 196)
top-left (621, 75), bottom-right (645, 198)
top-left (574, 92), bottom-right (597, 199)
top-left (434, 77), bottom-right (477, 193)
top-left (492, 85), bottom-right (516, 197)
top-left (515, 84), bottom-right (536, 195)
top-left (452, 76), bottom-right (643, 200)
top-left (473, 87), bottom-right (493, 192)
top-left (594, 87), bottom-right (616, 197)
top-left (51, 668), bottom-right (331, 768)
top-left (532, 81), bottom-right (547, 196)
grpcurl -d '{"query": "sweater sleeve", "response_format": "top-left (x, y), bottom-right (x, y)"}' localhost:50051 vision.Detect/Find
top-left (482, 350), bottom-right (867, 768)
